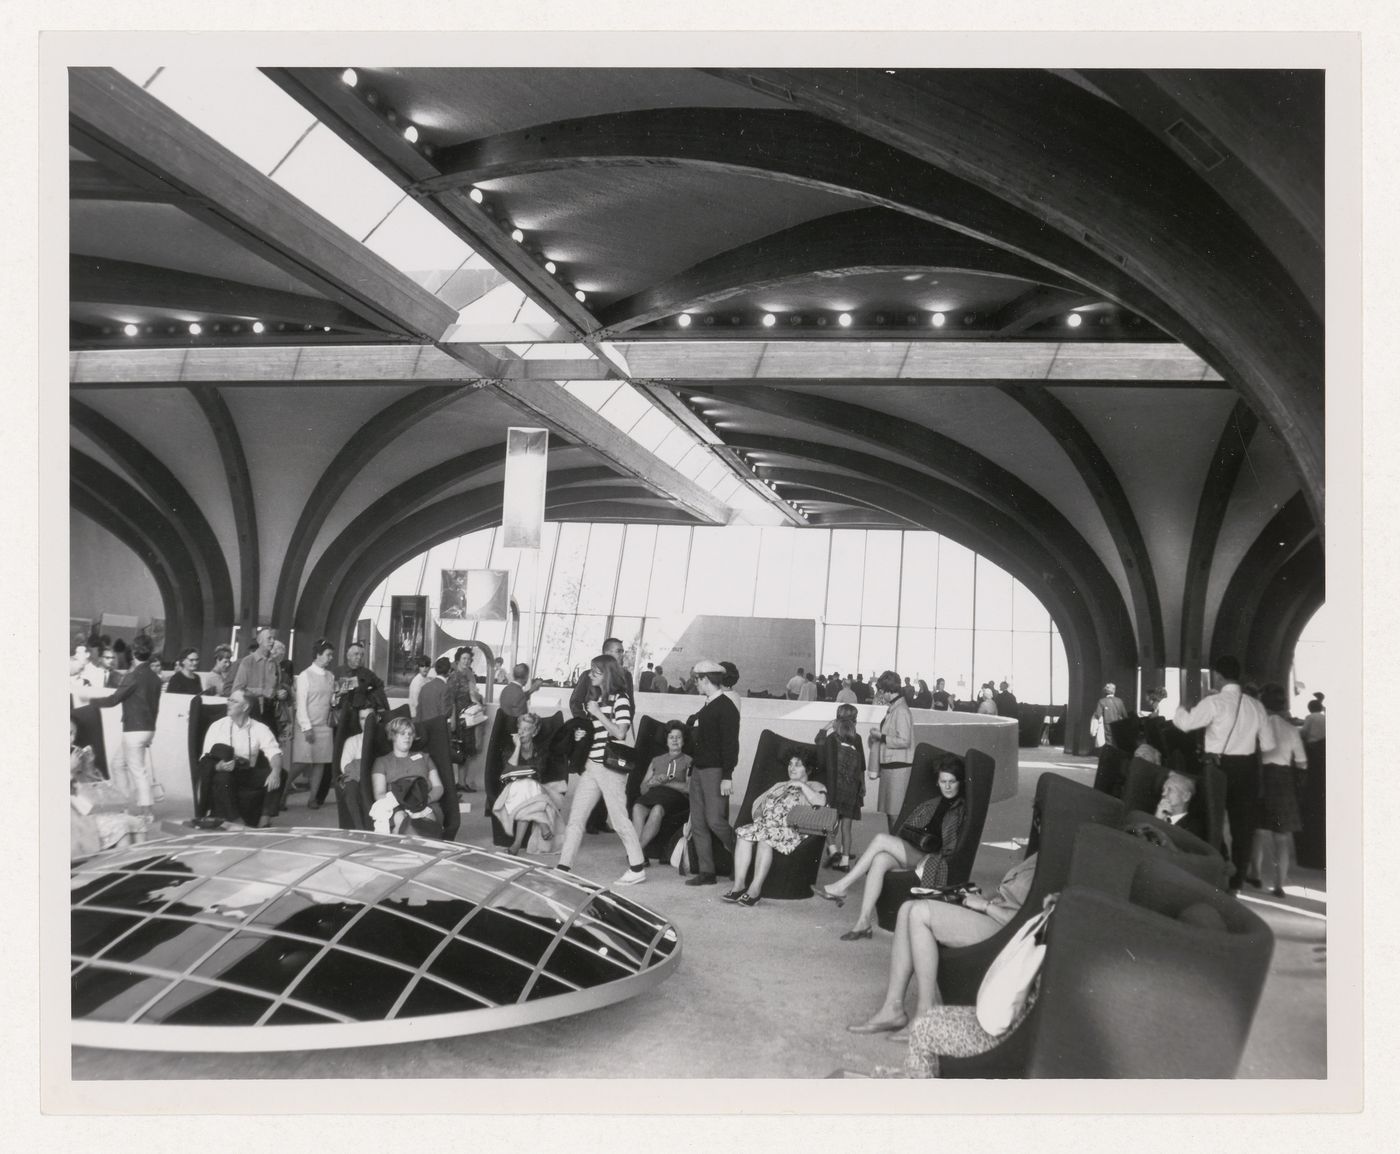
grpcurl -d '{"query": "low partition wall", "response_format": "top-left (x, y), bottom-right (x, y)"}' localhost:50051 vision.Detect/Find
top-left (115, 690), bottom-right (1020, 819)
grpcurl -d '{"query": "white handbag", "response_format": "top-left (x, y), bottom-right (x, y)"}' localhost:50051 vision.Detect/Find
top-left (975, 897), bottom-right (1056, 1036)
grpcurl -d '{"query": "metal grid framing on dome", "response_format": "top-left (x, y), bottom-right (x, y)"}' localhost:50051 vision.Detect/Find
top-left (71, 829), bottom-right (681, 1052)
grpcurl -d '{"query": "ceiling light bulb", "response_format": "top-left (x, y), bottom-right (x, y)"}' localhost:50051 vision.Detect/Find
top-left (574, 289), bottom-right (587, 302)
top-left (252, 321), bottom-right (265, 334)
top-left (342, 68), bottom-right (358, 87)
top-left (403, 124), bottom-right (419, 144)
top-left (1067, 313), bottom-right (1083, 328)
top-left (762, 313), bottom-right (776, 327)
top-left (188, 322), bottom-right (202, 336)
top-left (931, 312), bottom-right (946, 327)
top-left (838, 313), bottom-right (852, 327)
top-left (678, 314), bottom-right (691, 328)
top-left (469, 187), bottom-right (484, 204)
top-left (323, 326), bottom-right (331, 332)
top-left (511, 227), bottom-right (525, 243)
top-left (122, 323), bottom-right (138, 337)
top-left (544, 260), bottom-right (557, 274)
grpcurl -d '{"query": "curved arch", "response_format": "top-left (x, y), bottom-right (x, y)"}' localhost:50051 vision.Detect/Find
top-left (71, 401), bottom-right (235, 646)
top-left (702, 69), bottom-right (1322, 522)
top-left (187, 387), bottom-right (260, 645)
top-left (1209, 492), bottom-right (1318, 667)
top-left (597, 208), bottom-right (1078, 333)
top-left (998, 383), bottom-right (1165, 674)
top-left (759, 465), bottom-right (1106, 752)
top-left (1244, 539), bottom-right (1324, 685)
top-left (270, 384), bottom-right (478, 631)
top-left (321, 492), bottom-right (699, 658)
top-left (1180, 401), bottom-right (1260, 701)
top-left (71, 452), bottom-right (203, 656)
top-left (707, 389), bottom-right (1139, 664)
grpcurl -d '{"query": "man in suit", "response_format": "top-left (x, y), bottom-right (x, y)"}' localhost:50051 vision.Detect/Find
top-left (1154, 771), bottom-right (1208, 841)
top-left (994, 680), bottom-right (1018, 718)
top-left (638, 662), bottom-right (656, 693)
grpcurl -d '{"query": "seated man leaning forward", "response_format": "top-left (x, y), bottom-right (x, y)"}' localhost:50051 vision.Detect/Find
top-left (197, 688), bottom-right (284, 829)
top-left (848, 852), bottom-right (1038, 1037)
top-left (1154, 770), bottom-right (1206, 840)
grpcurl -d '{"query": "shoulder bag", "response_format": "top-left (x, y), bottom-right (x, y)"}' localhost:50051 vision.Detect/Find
top-left (975, 897), bottom-right (1056, 1037)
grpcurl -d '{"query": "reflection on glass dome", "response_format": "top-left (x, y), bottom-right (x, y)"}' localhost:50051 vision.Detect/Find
top-left (71, 829), bottom-right (681, 1052)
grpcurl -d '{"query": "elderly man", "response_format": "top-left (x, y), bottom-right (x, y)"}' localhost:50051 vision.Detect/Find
top-left (196, 688), bottom-right (284, 828)
top-left (1154, 771), bottom-right (1207, 840)
top-left (1174, 655), bottom-right (1275, 891)
top-left (232, 627), bottom-right (286, 727)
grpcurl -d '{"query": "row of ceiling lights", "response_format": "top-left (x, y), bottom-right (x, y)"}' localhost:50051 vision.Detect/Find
top-left (113, 320), bottom-right (332, 338)
top-left (675, 310), bottom-right (1110, 329)
top-left (341, 68), bottom-right (589, 305)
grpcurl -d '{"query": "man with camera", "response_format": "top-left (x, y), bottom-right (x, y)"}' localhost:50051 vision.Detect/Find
top-left (196, 689), bottom-right (284, 829)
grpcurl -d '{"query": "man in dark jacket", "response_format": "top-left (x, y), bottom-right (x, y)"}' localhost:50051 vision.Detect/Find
top-left (994, 680), bottom-right (1018, 718)
top-left (684, 659), bottom-right (741, 886)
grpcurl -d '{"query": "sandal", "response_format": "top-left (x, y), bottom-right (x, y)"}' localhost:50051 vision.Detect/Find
top-left (736, 893), bottom-right (761, 907)
top-left (840, 927), bottom-right (873, 941)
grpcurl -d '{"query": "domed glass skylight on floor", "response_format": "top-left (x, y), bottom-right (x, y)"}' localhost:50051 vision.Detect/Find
top-left (71, 829), bottom-right (680, 1052)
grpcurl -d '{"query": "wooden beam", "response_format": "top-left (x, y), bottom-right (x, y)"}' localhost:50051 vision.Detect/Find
top-left (261, 67), bottom-right (599, 338)
top-left (486, 379), bottom-right (731, 525)
top-left (597, 208), bottom-right (1077, 334)
top-left (69, 68), bottom-right (458, 342)
top-left (1179, 401), bottom-right (1260, 703)
top-left (70, 159), bottom-right (177, 203)
top-left (631, 381), bottom-right (805, 526)
top-left (70, 254), bottom-right (384, 334)
top-left (187, 387), bottom-right (261, 646)
top-left (705, 68), bottom-right (1323, 524)
top-left (998, 383), bottom-right (1166, 672)
top-left (271, 385), bottom-right (480, 642)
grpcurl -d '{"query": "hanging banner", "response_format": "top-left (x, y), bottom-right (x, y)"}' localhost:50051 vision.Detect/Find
top-left (502, 426), bottom-right (549, 548)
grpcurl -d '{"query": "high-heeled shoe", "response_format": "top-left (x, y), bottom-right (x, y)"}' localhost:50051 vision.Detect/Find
top-left (816, 887), bottom-right (846, 907)
top-left (847, 1014), bottom-right (907, 1035)
top-left (840, 926), bottom-right (873, 941)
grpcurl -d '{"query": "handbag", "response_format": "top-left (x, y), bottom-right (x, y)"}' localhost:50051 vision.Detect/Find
top-left (602, 741), bottom-right (637, 775)
top-left (975, 898), bottom-right (1055, 1037)
top-left (785, 804), bottom-right (839, 836)
top-left (895, 797), bottom-right (943, 853)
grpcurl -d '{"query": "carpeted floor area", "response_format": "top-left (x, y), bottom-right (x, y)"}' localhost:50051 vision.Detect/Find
top-left (71, 750), bottom-right (1326, 1080)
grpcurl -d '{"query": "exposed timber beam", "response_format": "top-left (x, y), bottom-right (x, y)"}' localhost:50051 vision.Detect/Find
top-left (261, 67), bottom-right (599, 338)
top-left (703, 68), bottom-right (1322, 525)
top-left (69, 68), bottom-right (458, 342)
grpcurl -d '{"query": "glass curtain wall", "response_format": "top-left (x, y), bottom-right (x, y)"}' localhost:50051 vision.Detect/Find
top-left (359, 524), bottom-right (1069, 703)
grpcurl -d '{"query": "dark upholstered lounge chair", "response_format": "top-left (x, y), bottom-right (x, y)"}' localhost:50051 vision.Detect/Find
top-left (936, 773), bottom-right (1124, 1005)
top-left (1066, 818), bottom-right (1230, 892)
top-left (1092, 744), bottom-right (1130, 797)
top-left (874, 744), bottom-right (994, 931)
top-left (940, 856), bottom-right (1273, 1078)
top-left (730, 729), bottom-right (826, 898)
top-left (1120, 756), bottom-right (1226, 851)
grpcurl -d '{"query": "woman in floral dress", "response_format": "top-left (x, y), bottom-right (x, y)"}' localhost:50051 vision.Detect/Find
top-left (723, 751), bottom-right (827, 907)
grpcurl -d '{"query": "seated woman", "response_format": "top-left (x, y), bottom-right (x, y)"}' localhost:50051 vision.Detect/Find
top-left (370, 716), bottom-right (445, 837)
top-left (723, 750), bottom-right (827, 907)
top-left (817, 704), bottom-right (866, 871)
top-left (848, 852), bottom-right (1039, 1036)
top-left (817, 754), bottom-right (968, 940)
top-left (70, 716), bottom-right (145, 858)
top-left (493, 711), bottom-right (560, 855)
top-left (631, 719), bottom-right (691, 850)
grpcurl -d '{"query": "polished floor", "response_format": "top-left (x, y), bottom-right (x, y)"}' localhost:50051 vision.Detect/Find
top-left (71, 750), bottom-right (1326, 1080)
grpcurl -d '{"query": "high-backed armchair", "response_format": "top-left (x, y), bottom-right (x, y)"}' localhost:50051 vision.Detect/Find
top-left (731, 729), bottom-right (826, 898)
top-left (939, 856), bottom-right (1273, 1078)
top-left (1120, 756), bottom-right (1225, 850)
top-left (874, 744), bottom-right (994, 931)
top-left (936, 773), bottom-right (1125, 1005)
top-left (1067, 817), bottom-right (1230, 892)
